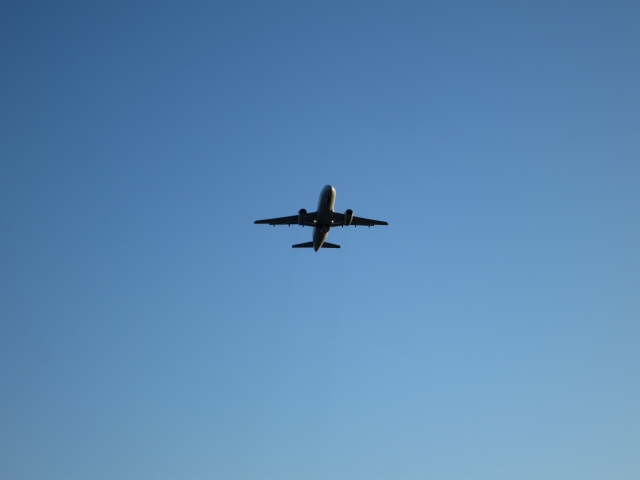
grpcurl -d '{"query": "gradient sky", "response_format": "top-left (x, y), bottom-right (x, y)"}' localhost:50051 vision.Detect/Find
top-left (1, 2), bottom-right (639, 479)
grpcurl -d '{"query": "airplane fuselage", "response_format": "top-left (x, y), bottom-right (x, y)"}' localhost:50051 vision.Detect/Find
top-left (313, 185), bottom-right (337, 251)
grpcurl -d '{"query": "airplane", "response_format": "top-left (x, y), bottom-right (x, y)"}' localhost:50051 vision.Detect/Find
top-left (254, 185), bottom-right (388, 251)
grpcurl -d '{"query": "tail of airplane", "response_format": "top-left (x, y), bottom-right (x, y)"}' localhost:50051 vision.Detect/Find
top-left (292, 242), bottom-right (314, 248)
top-left (292, 242), bottom-right (340, 249)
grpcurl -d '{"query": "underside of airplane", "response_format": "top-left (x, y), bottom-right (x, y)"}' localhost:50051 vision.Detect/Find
top-left (254, 185), bottom-right (388, 251)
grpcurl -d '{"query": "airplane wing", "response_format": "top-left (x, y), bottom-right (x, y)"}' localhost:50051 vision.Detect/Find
top-left (254, 211), bottom-right (317, 226)
top-left (331, 212), bottom-right (388, 227)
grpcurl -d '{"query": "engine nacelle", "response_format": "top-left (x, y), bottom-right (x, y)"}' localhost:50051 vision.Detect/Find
top-left (298, 208), bottom-right (307, 225)
top-left (344, 209), bottom-right (354, 226)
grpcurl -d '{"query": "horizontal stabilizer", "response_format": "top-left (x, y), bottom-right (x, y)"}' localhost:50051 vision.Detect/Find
top-left (321, 242), bottom-right (340, 248)
top-left (292, 242), bottom-right (314, 248)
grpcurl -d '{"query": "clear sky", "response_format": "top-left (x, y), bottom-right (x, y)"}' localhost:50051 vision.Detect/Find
top-left (1, 1), bottom-right (639, 479)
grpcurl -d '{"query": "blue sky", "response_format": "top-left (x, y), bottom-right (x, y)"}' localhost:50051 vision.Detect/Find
top-left (1, 1), bottom-right (639, 479)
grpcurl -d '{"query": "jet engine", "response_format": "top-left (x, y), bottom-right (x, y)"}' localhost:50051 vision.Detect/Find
top-left (298, 208), bottom-right (307, 225)
top-left (344, 209), bottom-right (354, 226)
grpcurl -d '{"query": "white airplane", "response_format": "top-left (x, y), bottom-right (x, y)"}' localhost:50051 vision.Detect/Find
top-left (254, 185), bottom-right (388, 251)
